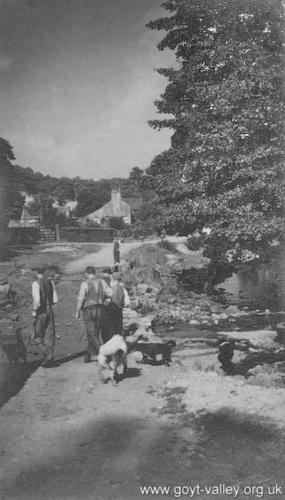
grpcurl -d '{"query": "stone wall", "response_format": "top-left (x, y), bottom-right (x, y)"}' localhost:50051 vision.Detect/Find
top-left (39, 226), bottom-right (56, 242)
top-left (59, 226), bottom-right (114, 243)
top-left (8, 227), bottom-right (41, 245)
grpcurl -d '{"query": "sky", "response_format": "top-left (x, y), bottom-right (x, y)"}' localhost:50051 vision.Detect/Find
top-left (0, 0), bottom-right (175, 180)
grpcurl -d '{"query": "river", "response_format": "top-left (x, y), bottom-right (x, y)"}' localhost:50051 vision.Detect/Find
top-left (220, 260), bottom-right (285, 312)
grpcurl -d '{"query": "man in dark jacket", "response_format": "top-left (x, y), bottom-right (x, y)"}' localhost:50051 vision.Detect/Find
top-left (101, 272), bottom-right (130, 343)
top-left (113, 237), bottom-right (120, 272)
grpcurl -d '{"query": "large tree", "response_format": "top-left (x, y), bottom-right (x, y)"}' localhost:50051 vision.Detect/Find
top-left (146, 0), bottom-right (284, 265)
top-left (0, 139), bottom-right (25, 257)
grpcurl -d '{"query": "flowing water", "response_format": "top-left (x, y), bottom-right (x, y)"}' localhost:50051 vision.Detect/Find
top-left (219, 260), bottom-right (285, 312)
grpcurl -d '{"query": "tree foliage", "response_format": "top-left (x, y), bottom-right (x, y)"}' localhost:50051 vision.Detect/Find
top-left (107, 216), bottom-right (127, 230)
top-left (0, 139), bottom-right (25, 223)
top-left (11, 164), bottom-right (145, 218)
top-left (128, 166), bottom-right (145, 189)
top-left (28, 193), bottom-right (73, 229)
top-left (146, 0), bottom-right (284, 264)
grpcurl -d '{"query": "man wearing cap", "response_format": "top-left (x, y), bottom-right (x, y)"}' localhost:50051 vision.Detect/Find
top-left (101, 267), bottom-right (112, 287)
top-left (75, 266), bottom-right (112, 363)
top-left (32, 266), bottom-right (58, 367)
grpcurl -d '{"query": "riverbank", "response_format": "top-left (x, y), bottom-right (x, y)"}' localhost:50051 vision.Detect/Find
top-left (122, 239), bottom-right (284, 331)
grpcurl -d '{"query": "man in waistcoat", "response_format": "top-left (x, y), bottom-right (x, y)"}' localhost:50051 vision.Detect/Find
top-left (75, 266), bottom-right (112, 363)
top-left (32, 266), bottom-right (58, 367)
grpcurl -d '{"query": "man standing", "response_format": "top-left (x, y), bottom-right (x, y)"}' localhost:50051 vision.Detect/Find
top-left (113, 237), bottom-right (120, 272)
top-left (32, 266), bottom-right (58, 367)
top-left (75, 266), bottom-right (112, 363)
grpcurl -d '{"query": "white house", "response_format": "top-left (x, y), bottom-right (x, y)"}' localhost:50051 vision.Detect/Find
top-left (83, 188), bottom-right (131, 225)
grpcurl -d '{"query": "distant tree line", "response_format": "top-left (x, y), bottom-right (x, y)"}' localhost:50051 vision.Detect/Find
top-left (11, 164), bottom-right (146, 217)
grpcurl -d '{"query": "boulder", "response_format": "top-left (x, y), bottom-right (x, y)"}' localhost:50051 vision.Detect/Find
top-left (223, 305), bottom-right (241, 316)
top-left (210, 304), bottom-right (222, 314)
top-left (249, 372), bottom-right (273, 388)
top-left (137, 284), bottom-right (149, 295)
top-left (217, 329), bottom-right (278, 349)
top-left (223, 305), bottom-right (249, 317)
top-left (123, 308), bottom-right (140, 327)
top-left (248, 364), bottom-right (270, 376)
top-left (212, 312), bottom-right (229, 321)
top-left (167, 297), bottom-right (176, 304)
top-left (189, 319), bottom-right (200, 326)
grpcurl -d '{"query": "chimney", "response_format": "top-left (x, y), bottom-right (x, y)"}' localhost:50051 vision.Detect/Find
top-left (111, 187), bottom-right (121, 212)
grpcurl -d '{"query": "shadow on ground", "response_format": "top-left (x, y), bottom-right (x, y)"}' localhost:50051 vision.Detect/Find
top-left (50, 351), bottom-right (86, 368)
top-left (0, 360), bottom-right (40, 408)
top-left (1, 410), bottom-right (285, 500)
top-left (115, 367), bottom-right (141, 383)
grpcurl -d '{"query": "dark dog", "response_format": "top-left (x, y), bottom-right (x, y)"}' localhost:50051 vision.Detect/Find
top-left (128, 340), bottom-right (176, 366)
top-left (218, 339), bottom-right (235, 375)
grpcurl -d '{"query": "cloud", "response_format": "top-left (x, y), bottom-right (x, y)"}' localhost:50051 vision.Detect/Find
top-left (0, 55), bottom-right (14, 71)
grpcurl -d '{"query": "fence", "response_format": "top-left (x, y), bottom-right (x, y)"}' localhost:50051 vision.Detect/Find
top-left (8, 227), bottom-right (41, 245)
top-left (59, 226), bottom-right (114, 243)
top-left (7, 224), bottom-right (115, 245)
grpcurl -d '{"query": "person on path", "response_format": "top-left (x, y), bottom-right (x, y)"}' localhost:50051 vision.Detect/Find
top-left (113, 237), bottom-right (120, 272)
top-left (160, 228), bottom-right (166, 241)
top-left (101, 271), bottom-right (130, 343)
top-left (32, 266), bottom-right (58, 367)
top-left (75, 266), bottom-right (112, 363)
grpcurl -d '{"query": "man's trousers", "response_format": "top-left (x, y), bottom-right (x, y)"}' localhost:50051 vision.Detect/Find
top-left (33, 308), bottom-right (55, 359)
top-left (83, 305), bottom-right (103, 356)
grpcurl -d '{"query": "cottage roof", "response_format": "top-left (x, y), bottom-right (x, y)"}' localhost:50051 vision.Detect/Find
top-left (84, 188), bottom-right (132, 220)
top-left (123, 197), bottom-right (143, 210)
top-left (87, 199), bottom-right (130, 219)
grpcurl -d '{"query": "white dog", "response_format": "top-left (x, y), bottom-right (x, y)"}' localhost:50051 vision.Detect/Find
top-left (98, 335), bottom-right (128, 384)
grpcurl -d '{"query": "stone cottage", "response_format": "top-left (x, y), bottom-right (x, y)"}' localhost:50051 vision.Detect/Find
top-left (84, 188), bottom-right (132, 225)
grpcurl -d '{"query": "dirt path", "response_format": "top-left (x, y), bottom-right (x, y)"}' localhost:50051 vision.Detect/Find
top-left (64, 236), bottom-right (190, 274)
top-left (1, 351), bottom-right (285, 500)
top-left (64, 240), bottom-right (146, 274)
top-left (0, 356), bottom-right (186, 500)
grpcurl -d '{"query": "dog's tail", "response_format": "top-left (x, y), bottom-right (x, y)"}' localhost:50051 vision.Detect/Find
top-left (166, 340), bottom-right (176, 348)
